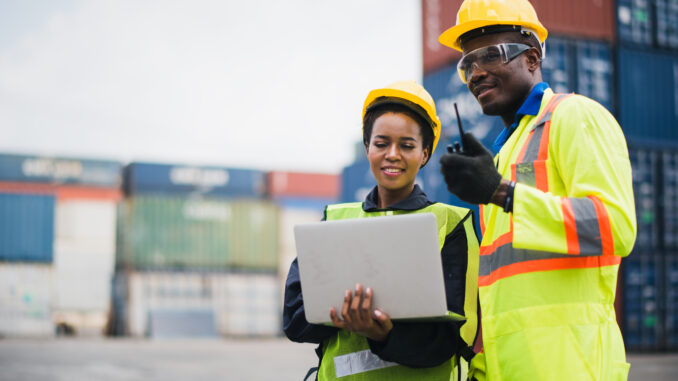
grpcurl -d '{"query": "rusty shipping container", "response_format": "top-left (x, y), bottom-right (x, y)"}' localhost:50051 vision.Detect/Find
top-left (267, 171), bottom-right (340, 200)
top-left (421, 0), bottom-right (615, 74)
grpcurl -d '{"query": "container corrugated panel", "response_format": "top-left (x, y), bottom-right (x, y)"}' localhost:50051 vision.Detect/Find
top-left (656, 0), bottom-right (678, 49)
top-left (267, 171), bottom-right (340, 199)
top-left (0, 263), bottom-right (54, 337)
top-left (541, 37), bottom-right (573, 94)
top-left (52, 200), bottom-right (116, 335)
top-left (618, 0), bottom-right (653, 46)
top-left (666, 254), bottom-right (678, 350)
top-left (117, 196), bottom-right (278, 270)
top-left (423, 64), bottom-right (505, 151)
top-left (124, 162), bottom-right (266, 198)
top-left (623, 250), bottom-right (664, 351)
top-left (340, 159), bottom-right (374, 203)
top-left (663, 151), bottom-right (678, 250)
top-left (575, 39), bottom-right (614, 112)
top-left (618, 48), bottom-right (678, 146)
top-left (421, 0), bottom-right (615, 74)
top-left (120, 270), bottom-right (280, 337)
top-left (0, 193), bottom-right (55, 262)
top-left (422, 0), bottom-right (462, 74)
top-left (629, 148), bottom-right (661, 250)
top-left (532, 0), bottom-right (615, 41)
top-left (0, 153), bottom-right (121, 187)
top-left (271, 196), bottom-right (335, 212)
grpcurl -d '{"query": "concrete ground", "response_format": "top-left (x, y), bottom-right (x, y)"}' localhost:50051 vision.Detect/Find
top-left (0, 337), bottom-right (676, 380)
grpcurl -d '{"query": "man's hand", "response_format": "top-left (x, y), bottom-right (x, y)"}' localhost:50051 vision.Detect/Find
top-left (440, 132), bottom-right (502, 205)
top-left (329, 283), bottom-right (393, 342)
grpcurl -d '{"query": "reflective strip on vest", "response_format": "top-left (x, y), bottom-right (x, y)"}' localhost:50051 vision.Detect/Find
top-left (333, 349), bottom-right (398, 378)
top-left (480, 93), bottom-right (619, 287)
top-left (512, 94), bottom-right (571, 192)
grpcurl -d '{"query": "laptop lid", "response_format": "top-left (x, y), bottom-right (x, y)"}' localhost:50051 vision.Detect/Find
top-left (294, 213), bottom-right (452, 324)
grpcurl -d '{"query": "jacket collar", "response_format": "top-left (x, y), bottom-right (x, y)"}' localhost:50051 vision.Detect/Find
top-left (362, 184), bottom-right (434, 212)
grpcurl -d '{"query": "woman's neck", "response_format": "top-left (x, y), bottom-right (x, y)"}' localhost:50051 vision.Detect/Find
top-left (376, 184), bottom-right (414, 209)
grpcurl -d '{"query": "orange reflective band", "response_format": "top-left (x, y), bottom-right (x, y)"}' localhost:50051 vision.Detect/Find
top-left (561, 197), bottom-right (580, 255)
top-left (590, 195), bottom-right (614, 255)
top-left (479, 204), bottom-right (486, 236)
top-left (478, 255), bottom-right (622, 287)
top-left (480, 231), bottom-right (512, 255)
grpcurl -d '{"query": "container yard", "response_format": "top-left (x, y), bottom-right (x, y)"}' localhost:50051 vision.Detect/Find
top-left (2, 0), bottom-right (678, 379)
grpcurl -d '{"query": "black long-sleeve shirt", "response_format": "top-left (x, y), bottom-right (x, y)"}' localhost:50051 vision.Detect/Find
top-left (283, 185), bottom-right (475, 368)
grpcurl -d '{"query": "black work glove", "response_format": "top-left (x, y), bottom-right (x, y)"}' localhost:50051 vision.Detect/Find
top-left (439, 132), bottom-right (502, 205)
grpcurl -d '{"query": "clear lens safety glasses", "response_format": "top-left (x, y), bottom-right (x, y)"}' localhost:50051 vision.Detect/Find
top-left (457, 43), bottom-right (532, 84)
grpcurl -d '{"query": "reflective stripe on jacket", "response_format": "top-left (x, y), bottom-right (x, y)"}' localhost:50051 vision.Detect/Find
top-left (318, 201), bottom-right (479, 380)
top-left (476, 89), bottom-right (636, 380)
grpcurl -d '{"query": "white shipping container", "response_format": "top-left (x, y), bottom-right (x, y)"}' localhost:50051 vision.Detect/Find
top-left (52, 200), bottom-right (117, 335)
top-left (278, 208), bottom-right (323, 305)
top-left (0, 264), bottom-right (54, 337)
top-left (123, 271), bottom-right (280, 337)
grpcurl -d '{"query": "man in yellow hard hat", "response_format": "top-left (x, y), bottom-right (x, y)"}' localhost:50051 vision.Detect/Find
top-left (436, 0), bottom-right (636, 380)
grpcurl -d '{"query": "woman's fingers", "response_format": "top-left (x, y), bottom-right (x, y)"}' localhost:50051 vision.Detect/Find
top-left (361, 287), bottom-right (373, 322)
top-left (340, 289), bottom-right (352, 324)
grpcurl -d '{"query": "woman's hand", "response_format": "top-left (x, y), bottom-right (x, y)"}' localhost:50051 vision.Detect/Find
top-left (329, 283), bottom-right (393, 342)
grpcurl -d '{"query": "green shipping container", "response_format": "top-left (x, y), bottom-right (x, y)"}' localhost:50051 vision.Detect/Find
top-left (117, 196), bottom-right (279, 270)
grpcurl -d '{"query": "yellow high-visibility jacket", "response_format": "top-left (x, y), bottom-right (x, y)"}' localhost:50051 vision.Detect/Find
top-left (473, 89), bottom-right (637, 380)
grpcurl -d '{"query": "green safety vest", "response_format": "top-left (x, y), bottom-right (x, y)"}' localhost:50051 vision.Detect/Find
top-left (317, 202), bottom-right (479, 381)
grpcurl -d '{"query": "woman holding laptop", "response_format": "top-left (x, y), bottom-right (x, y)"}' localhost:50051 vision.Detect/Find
top-left (283, 80), bottom-right (480, 380)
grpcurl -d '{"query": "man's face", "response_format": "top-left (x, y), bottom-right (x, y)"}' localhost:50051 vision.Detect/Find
top-left (461, 32), bottom-right (534, 118)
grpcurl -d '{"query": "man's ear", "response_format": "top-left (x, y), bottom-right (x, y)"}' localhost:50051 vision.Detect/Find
top-left (525, 48), bottom-right (541, 73)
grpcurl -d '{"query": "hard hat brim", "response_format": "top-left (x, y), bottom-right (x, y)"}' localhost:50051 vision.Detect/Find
top-left (439, 20), bottom-right (548, 52)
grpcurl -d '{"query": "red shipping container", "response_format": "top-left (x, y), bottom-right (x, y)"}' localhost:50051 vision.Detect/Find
top-left (267, 172), bottom-right (340, 199)
top-left (422, 0), bottom-right (615, 74)
top-left (0, 181), bottom-right (122, 201)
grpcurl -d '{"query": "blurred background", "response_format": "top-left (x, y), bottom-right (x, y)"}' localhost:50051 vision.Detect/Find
top-left (0, 0), bottom-right (678, 379)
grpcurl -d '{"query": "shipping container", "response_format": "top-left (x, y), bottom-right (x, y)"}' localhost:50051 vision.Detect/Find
top-left (117, 270), bottom-right (280, 337)
top-left (663, 152), bottom-right (678, 249)
top-left (124, 162), bottom-right (266, 198)
top-left (422, 0), bottom-right (616, 74)
top-left (0, 193), bottom-right (55, 262)
top-left (0, 154), bottom-right (121, 188)
top-left (666, 254), bottom-right (678, 350)
top-left (117, 196), bottom-right (278, 270)
top-left (423, 64), bottom-right (505, 151)
top-left (267, 171), bottom-right (340, 199)
top-left (623, 250), bottom-right (664, 351)
top-left (0, 181), bottom-right (121, 201)
top-left (655, 0), bottom-right (678, 49)
top-left (52, 200), bottom-right (117, 335)
top-left (339, 159), bottom-right (375, 203)
top-left (618, 0), bottom-right (653, 47)
top-left (629, 148), bottom-right (662, 250)
top-left (0, 263), bottom-right (54, 337)
top-left (618, 48), bottom-right (678, 146)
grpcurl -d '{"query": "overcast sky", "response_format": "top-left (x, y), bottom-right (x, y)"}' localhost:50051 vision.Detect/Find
top-left (0, 1), bottom-right (421, 174)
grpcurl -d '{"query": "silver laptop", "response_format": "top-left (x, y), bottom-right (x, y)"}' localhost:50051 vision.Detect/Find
top-left (294, 213), bottom-right (462, 324)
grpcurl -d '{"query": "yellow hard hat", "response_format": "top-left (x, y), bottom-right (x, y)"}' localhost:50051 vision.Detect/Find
top-left (438, 0), bottom-right (548, 52)
top-left (362, 80), bottom-right (441, 155)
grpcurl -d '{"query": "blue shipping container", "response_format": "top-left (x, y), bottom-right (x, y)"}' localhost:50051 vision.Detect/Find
top-left (124, 162), bottom-right (266, 198)
top-left (629, 148), bottom-right (661, 250)
top-left (0, 193), bottom-right (55, 262)
top-left (623, 250), bottom-right (664, 351)
top-left (618, 48), bottom-right (678, 146)
top-left (665, 254), bottom-right (678, 350)
top-left (339, 159), bottom-right (374, 203)
top-left (656, 0), bottom-right (678, 49)
top-left (663, 151), bottom-right (678, 249)
top-left (618, 0), bottom-right (654, 47)
top-left (0, 153), bottom-right (121, 188)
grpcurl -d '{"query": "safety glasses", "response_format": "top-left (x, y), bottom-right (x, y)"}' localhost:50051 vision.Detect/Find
top-left (457, 43), bottom-right (532, 84)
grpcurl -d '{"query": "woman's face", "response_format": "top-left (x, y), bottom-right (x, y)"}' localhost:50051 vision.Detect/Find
top-left (366, 112), bottom-right (429, 196)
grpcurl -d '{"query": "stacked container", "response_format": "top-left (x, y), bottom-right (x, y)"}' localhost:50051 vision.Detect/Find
top-left (113, 162), bottom-right (280, 338)
top-left (267, 171), bottom-right (340, 307)
top-left (0, 153), bottom-right (121, 337)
